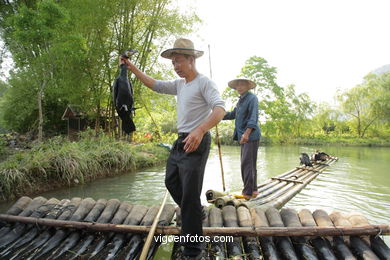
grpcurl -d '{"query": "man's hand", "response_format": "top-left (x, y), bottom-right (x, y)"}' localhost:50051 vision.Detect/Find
top-left (240, 128), bottom-right (253, 144)
top-left (240, 133), bottom-right (249, 144)
top-left (119, 56), bottom-right (127, 65)
top-left (183, 128), bottom-right (205, 153)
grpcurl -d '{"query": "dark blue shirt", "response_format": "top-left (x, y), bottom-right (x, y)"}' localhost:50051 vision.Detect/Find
top-left (223, 92), bottom-right (261, 141)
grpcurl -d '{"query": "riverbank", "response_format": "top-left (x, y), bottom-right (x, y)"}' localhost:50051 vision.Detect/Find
top-left (268, 136), bottom-right (390, 146)
top-left (0, 134), bottom-right (169, 201)
top-left (218, 134), bottom-right (390, 147)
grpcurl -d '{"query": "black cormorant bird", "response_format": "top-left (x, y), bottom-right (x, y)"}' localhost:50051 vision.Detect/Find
top-left (113, 49), bottom-right (138, 135)
top-left (300, 153), bottom-right (313, 167)
top-left (313, 151), bottom-right (330, 161)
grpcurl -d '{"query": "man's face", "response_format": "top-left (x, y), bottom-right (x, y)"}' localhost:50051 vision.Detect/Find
top-left (171, 54), bottom-right (193, 78)
top-left (236, 82), bottom-right (251, 95)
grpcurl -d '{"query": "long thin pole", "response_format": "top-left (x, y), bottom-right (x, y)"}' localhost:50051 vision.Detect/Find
top-left (139, 190), bottom-right (169, 260)
top-left (208, 44), bottom-right (226, 192)
top-left (0, 214), bottom-right (388, 237)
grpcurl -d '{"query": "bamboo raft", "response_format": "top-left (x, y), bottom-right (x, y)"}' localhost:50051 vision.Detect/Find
top-left (0, 196), bottom-right (389, 259)
top-left (0, 156), bottom-right (388, 259)
top-left (206, 156), bottom-right (340, 209)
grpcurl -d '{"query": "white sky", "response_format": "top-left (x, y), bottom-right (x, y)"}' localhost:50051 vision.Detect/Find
top-left (2, 0), bottom-right (389, 106)
top-left (166, 0), bottom-right (390, 105)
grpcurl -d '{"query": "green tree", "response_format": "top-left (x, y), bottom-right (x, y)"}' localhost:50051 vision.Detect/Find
top-left (0, 0), bottom-right (199, 138)
top-left (338, 72), bottom-right (390, 137)
top-left (1, 0), bottom-right (85, 141)
top-left (284, 84), bottom-right (315, 136)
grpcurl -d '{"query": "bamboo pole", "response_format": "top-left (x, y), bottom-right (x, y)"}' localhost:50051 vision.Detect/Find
top-left (139, 190), bottom-right (168, 260)
top-left (0, 214), bottom-right (388, 237)
top-left (208, 44), bottom-right (226, 192)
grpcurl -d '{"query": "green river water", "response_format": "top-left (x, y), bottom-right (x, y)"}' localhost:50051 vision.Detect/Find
top-left (1, 145), bottom-right (389, 255)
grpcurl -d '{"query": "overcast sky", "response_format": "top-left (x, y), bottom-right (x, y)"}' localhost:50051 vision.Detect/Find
top-left (166, 0), bottom-right (390, 105)
top-left (2, 1), bottom-right (389, 105)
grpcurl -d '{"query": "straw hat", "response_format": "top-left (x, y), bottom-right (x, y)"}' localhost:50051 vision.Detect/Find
top-left (228, 79), bottom-right (256, 89)
top-left (161, 38), bottom-right (204, 59)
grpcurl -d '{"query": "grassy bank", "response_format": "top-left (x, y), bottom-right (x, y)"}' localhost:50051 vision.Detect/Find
top-left (217, 133), bottom-right (390, 147)
top-left (267, 136), bottom-right (390, 146)
top-left (0, 134), bottom-right (169, 201)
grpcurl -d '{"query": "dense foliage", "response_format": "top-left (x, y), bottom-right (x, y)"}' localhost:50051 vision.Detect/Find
top-left (0, 0), bottom-right (389, 144)
top-left (222, 56), bottom-right (390, 143)
top-left (0, 0), bottom-right (197, 140)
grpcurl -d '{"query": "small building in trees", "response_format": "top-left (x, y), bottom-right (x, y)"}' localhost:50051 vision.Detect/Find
top-left (61, 104), bottom-right (87, 140)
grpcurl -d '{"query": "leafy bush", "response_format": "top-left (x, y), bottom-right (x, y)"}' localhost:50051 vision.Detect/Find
top-left (0, 132), bottom-right (169, 200)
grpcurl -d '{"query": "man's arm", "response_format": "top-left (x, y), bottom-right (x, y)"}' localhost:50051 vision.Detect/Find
top-left (240, 96), bottom-right (258, 144)
top-left (223, 107), bottom-right (236, 120)
top-left (240, 128), bottom-right (253, 144)
top-left (183, 106), bottom-right (225, 153)
top-left (121, 58), bottom-right (156, 89)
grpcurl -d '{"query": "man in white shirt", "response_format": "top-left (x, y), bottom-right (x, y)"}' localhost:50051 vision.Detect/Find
top-left (121, 38), bottom-right (225, 259)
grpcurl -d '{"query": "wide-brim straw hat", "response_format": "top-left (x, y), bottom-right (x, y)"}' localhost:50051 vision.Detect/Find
top-left (161, 38), bottom-right (204, 59)
top-left (228, 79), bottom-right (256, 89)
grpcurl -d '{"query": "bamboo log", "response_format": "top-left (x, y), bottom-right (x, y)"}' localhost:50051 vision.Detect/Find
top-left (98, 199), bottom-right (121, 223)
top-left (329, 211), bottom-right (354, 244)
top-left (68, 198), bottom-right (97, 222)
top-left (202, 206), bottom-right (210, 227)
top-left (251, 208), bottom-right (281, 260)
top-left (347, 213), bottom-right (389, 260)
top-left (0, 213), bottom-right (388, 237)
top-left (209, 207), bottom-right (223, 228)
top-left (223, 205), bottom-right (243, 260)
top-left (121, 205), bottom-right (159, 260)
top-left (205, 189), bottom-right (228, 201)
top-left (142, 204), bottom-right (176, 260)
top-left (238, 207), bottom-right (261, 260)
top-left (280, 208), bottom-right (318, 260)
top-left (271, 177), bottom-right (303, 184)
top-left (208, 207), bottom-right (226, 259)
top-left (170, 207), bottom-right (183, 260)
top-left (214, 196), bottom-right (232, 208)
top-left (370, 236), bottom-right (390, 260)
top-left (312, 209), bottom-right (339, 260)
top-left (328, 211), bottom-right (358, 260)
top-left (83, 198), bottom-right (107, 223)
top-left (266, 207), bottom-right (299, 260)
top-left (4, 196), bottom-right (32, 216)
top-left (349, 236), bottom-right (380, 260)
top-left (95, 204), bottom-right (149, 260)
top-left (199, 206), bottom-right (210, 259)
top-left (140, 191), bottom-right (168, 260)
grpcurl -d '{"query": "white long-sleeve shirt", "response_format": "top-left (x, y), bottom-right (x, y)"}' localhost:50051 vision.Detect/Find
top-left (153, 73), bottom-right (225, 133)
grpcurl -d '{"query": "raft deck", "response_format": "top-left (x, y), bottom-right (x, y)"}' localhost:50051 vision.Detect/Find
top-left (0, 196), bottom-right (389, 259)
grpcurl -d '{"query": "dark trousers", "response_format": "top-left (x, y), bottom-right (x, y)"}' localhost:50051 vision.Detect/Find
top-left (165, 132), bottom-right (211, 257)
top-left (240, 139), bottom-right (259, 196)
